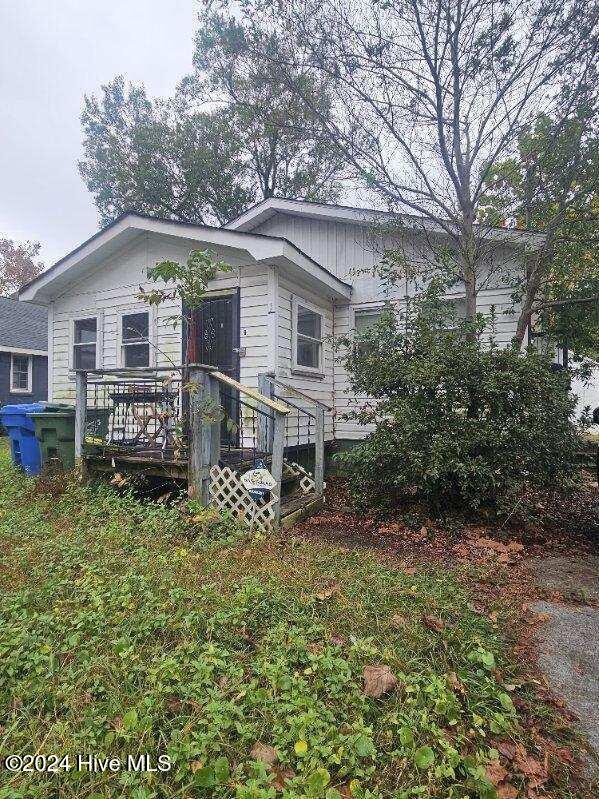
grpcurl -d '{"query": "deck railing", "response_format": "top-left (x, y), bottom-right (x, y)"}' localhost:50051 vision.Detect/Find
top-left (258, 375), bottom-right (326, 496)
top-left (74, 366), bottom-right (324, 528)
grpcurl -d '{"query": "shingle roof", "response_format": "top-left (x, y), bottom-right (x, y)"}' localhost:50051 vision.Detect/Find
top-left (0, 297), bottom-right (47, 352)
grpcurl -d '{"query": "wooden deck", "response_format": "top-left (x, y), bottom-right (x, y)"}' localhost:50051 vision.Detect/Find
top-left (83, 445), bottom-right (322, 524)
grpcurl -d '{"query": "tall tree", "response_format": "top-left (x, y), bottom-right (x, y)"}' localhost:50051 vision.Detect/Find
top-left (236, 0), bottom-right (597, 329)
top-left (79, 76), bottom-right (251, 227)
top-left (190, 10), bottom-right (346, 202)
top-left (0, 237), bottom-right (44, 297)
top-left (79, 12), bottom-right (346, 228)
top-left (481, 113), bottom-right (598, 351)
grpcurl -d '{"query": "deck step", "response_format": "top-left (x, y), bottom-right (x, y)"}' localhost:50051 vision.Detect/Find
top-left (280, 492), bottom-right (324, 529)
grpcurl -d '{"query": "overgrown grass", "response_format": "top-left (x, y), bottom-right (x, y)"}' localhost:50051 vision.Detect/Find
top-left (0, 444), bottom-right (577, 798)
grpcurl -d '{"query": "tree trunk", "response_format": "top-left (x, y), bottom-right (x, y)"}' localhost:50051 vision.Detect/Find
top-left (460, 210), bottom-right (478, 324)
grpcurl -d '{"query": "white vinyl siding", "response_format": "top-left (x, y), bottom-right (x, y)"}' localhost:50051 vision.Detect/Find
top-left (47, 214), bottom-right (525, 446)
top-left (49, 234), bottom-right (270, 401)
top-left (276, 276), bottom-right (335, 442)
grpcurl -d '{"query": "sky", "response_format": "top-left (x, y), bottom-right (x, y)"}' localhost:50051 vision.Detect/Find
top-left (0, 0), bottom-right (196, 266)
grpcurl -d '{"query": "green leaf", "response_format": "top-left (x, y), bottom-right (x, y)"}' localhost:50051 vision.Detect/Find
top-left (414, 745), bottom-right (435, 769)
top-left (355, 734), bottom-right (375, 757)
top-left (294, 739), bottom-right (308, 756)
top-left (194, 765), bottom-right (216, 787)
top-left (122, 709), bottom-right (138, 730)
top-left (499, 692), bottom-right (515, 713)
top-left (399, 727), bottom-right (414, 747)
top-left (307, 768), bottom-right (331, 792)
top-left (214, 756), bottom-right (230, 782)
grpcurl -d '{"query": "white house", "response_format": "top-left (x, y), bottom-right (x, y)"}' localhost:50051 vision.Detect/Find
top-left (19, 198), bottom-right (543, 448)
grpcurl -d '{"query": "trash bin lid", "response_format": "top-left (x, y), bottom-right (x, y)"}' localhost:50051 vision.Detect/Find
top-left (1, 402), bottom-right (47, 416)
top-left (27, 411), bottom-right (74, 419)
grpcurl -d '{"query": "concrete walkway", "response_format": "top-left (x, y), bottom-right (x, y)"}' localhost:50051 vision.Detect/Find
top-left (527, 555), bottom-right (599, 775)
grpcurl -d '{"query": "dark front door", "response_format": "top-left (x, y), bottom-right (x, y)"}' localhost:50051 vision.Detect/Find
top-left (192, 290), bottom-right (240, 445)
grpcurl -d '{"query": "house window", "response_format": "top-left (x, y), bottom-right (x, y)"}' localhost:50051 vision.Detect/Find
top-left (354, 309), bottom-right (384, 356)
top-left (121, 311), bottom-right (150, 367)
top-left (295, 303), bottom-right (323, 370)
top-left (442, 297), bottom-right (467, 328)
top-left (354, 309), bottom-right (383, 333)
top-left (10, 354), bottom-right (32, 393)
top-left (73, 318), bottom-right (97, 370)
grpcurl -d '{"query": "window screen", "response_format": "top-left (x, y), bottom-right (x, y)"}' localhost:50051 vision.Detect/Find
top-left (73, 318), bottom-right (97, 370)
top-left (296, 305), bottom-right (322, 369)
top-left (11, 355), bottom-right (30, 391)
top-left (122, 311), bottom-right (150, 367)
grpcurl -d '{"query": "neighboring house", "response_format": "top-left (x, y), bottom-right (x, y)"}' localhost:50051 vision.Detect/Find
top-left (18, 198), bottom-right (542, 446)
top-left (0, 297), bottom-right (48, 409)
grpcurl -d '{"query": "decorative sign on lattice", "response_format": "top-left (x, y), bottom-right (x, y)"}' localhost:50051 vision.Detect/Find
top-left (209, 465), bottom-right (279, 533)
top-left (283, 460), bottom-right (316, 494)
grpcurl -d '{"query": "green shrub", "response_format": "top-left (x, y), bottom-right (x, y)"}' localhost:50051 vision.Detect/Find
top-left (335, 281), bottom-right (581, 514)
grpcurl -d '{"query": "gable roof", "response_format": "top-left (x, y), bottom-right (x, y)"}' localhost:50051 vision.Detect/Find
top-left (224, 197), bottom-right (547, 247)
top-left (18, 212), bottom-right (352, 303)
top-left (0, 297), bottom-right (47, 353)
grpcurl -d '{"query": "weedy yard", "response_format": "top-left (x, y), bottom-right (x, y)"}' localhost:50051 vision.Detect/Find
top-left (0, 443), bottom-right (587, 799)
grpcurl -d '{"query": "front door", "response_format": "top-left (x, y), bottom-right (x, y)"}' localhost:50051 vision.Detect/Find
top-left (192, 290), bottom-right (240, 445)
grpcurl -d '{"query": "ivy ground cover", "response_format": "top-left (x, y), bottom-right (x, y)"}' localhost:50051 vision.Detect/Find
top-left (0, 443), bottom-right (577, 799)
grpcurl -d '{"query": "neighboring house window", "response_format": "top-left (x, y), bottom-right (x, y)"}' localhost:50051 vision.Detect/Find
top-left (121, 311), bottom-right (150, 367)
top-left (10, 354), bottom-right (32, 393)
top-left (73, 318), bottom-right (97, 369)
top-left (294, 302), bottom-right (323, 371)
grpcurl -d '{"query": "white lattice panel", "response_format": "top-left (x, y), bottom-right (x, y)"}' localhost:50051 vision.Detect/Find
top-left (284, 460), bottom-right (316, 494)
top-left (209, 465), bottom-right (279, 533)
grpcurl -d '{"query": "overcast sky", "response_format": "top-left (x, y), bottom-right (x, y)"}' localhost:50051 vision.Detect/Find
top-left (0, 1), bottom-right (196, 266)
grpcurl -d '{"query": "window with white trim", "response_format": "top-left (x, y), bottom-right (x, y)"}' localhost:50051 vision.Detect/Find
top-left (441, 297), bottom-right (467, 328)
top-left (354, 309), bottom-right (383, 333)
top-left (295, 303), bottom-right (323, 370)
top-left (353, 308), bottom-right (385, 356)
top-left (73, 318), bottom-right (97, 370)
top-left (10, 354), bottom-right (32, 393)
top-left (121, 311), bottom-right (150, 367)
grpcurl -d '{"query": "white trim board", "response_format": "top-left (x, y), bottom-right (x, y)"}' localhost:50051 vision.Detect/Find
top-left (0, 346), bottom-right (47, 356)
top-left (19, 212), bottom-right (351, 304)
top-left (224, 197), bottom-right (546, 249)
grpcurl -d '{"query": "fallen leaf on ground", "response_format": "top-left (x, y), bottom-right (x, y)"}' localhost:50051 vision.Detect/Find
top-left (250, 742), bottom-right (278, 766)
top-left (363, 665), bottom-right (398, 698)
top-left (315, 583), bottom-right (341, 601)
top-left (390, 613), bottom-right (408, 628)
top-left (485, 761), bottom-right (508, 785)
top-left (423, 614), bottom-right (445, 632)
top-left (272, 766), bottom-right (294, 789)
top-left (447, 671), bottom-right (465, 694)
top-left (495, 740), bottom-right (516, 760)
top-left (496, 783), bottom-right (518, 799)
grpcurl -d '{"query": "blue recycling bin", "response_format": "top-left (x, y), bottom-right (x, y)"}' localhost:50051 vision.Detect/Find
top-left (0, 402), bottom-right (46, 475)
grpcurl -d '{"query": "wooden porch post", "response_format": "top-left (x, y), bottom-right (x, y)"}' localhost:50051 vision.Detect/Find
top-left (187, 366), bottom-right (214, 505)
top-left (74, 370), bottom-right (87, 462)
top-left (271, 410), bottom-right (286, 524)
top-left (314, 406), bottom-right (325, 496)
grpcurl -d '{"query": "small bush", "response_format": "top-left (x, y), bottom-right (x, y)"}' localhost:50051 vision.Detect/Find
top-left (336, 282), bottom-right (582, 515)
